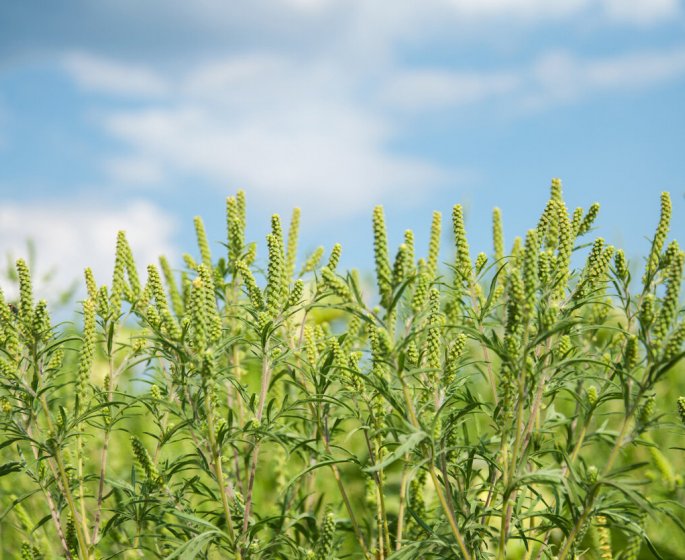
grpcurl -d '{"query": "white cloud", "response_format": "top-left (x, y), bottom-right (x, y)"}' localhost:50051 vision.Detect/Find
top-left (281, 0), bottom-right (335, 11)
top-left (379, 69), bottom-right (521, 109)
top-left (601, 0), bottom-right (681, 25)
top-left (443, 0), bottom-right (592, 20)
top-left (59, 50), bottom-right (448, 219)
top-left (52, 0), bottom-right (685, 227)
top-left (441, 0), bottom-right (680, 24)
top-left (57, 43), bottom-right (685, 222)
top-left (379, 46), bottom-right (685, 111)
top-left (526, 46), bottom-right (685, 108)
top-left (103, 103), bottom-right (447, 219)
top-left (63, 52), bottom-right (169, 97)
top-left (0, 199), bottom-right (177, 301)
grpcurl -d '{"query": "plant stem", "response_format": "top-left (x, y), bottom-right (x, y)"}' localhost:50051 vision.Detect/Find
top-left (401, 382), bottom-right (472, 560)
top-left (241, 343), bottom-right (272, 534)
top-left (396, 463), bottom-right (409, 550)
top-left (556, 412), bottom-right (634, 560)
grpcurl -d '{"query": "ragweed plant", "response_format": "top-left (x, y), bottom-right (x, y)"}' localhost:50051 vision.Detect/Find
top-left (1, 181), bottom-right (684, 560)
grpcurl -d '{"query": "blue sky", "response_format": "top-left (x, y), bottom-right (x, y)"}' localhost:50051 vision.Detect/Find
top-left (1, 0), bottom-right (684, 297)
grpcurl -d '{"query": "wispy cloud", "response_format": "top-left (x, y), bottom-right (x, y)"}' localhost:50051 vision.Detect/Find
top-left (102, 103), bottom-right (447, 219)
top-left (442, 0), bottom-right (680, 23)
top-left (526, 46), bottom-right (685, 108)
top-left (0, 199), bottom-right (177, 299)
top-left (56, 51), bottom-right (452, 219)
top-left (379, 69), bottom-right (521, 110)
top-left (600, 0), bottom-right (681, 25)
top-left (55, 40), bottom-right (685, 222)
top-left (63, 52), bottom-right (170, 97)
top-left (380, 46), bottom-right (685, 111)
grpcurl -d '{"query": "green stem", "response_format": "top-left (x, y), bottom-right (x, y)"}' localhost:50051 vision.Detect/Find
top-left (241, 344), bottom-right (272, 535)
top-left (206, 400), bottom-right (241, 558)
top-left (396, 463), bottom-right (410, 550)
top-left (557, 413), bottom-right (634, 560)
top-left (401, 383), bottom-right (472, 560)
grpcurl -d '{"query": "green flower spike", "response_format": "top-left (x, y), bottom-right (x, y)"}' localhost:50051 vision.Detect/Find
top-left (538, 251), bottom-right (550, 287)
top-left (614, 249), bottom-right (628, 281)
top-left (392, 243), bottom-right (410, 286)
top-left (570, 207), bottom-right (583, 236)
top-left (183, 253), bottom-right (198, 271)
top-left (327, 243), bottom-right (342, 271)
top-left (405, 340), bottom-right (419, 368)
top-left (404, 229), bottom-right (415, 274)
top-left (159, 256), bottom-right (184, 317)
top-left (577, 202), bottom-right (600, 237)
top-left (31, 299), bottom-right (51, 343)
top-left (586, 385), bottom-right (598, 407)
top-left (644, 191), bottom-right (671, 284)
top-left (638, 395), bottom-right (655, 425)
top-left (301, 246), bottom-right (325, 276)
top-left (266, 215), bottom-right (287, 315)
top-left (76, 298), bottom-right (96, 412)
top-left (147, 265), bottom-right (182, 339)
top-left (316, 510), bottom-right (336, 559)
top-left (425, 288), bottom-right (442, 374)
top-left (266, 235), bottom-right (285, 314)
top-left (244, 241), bottom-right (257, 265)
top-left (110, 231), bottom-right (132, 314)
top-left (427, 210), bottom-right (442, 277)
top-left (475, 252), bottom-right (487, 275)
top-left (130, 435), bottom-right (159, 482)
top-left (286, 207), bottom-right (301, 279)
top-left (373, 205), bottom-right (393, 307)
top-left (16, 258), bottom-right (34, 327)
top-left (197, 264), bottom-right (221, 343)
top-left (592, 515), bottom-right (613, 560)
top-left (321, 266), bottom-right (351, 301)
top-left (677, 396), bottom-right (685, 425)
top-left (236, 260), bottom-right (264, 310)
top-left (194, 216), bottom-right (212, 270)
top-left (369, 326), bottom-right (391, 380)
top-left (412, 259), bottom-right (430, 313)
top-left (492, 207), bottom-right (504, 263)
top-left (505, 272), bottom-right (525, 338)
top-left (664, 321), bottom-right (685, 362)
top-left (286, 279), bottom-right (304, 308)
top-left (522, 229), bottom-right (538, 318)
top-left (639, 293), bottom-right (655, 330)
top-left (452, 204), bottom-right (472, 286)
top-left (0, 288), bottom-right (15, 344)
top-left (445, 332), bottom-right (467, 387)
top-left (304, 325), bottom-right (318, 367)
top-left (555, 201), bottom-right (573, 301)
top-left (510, 236), bottom-right (522, 270)
top-left (188, 276), bottom-right (207, 350)
top-left (84, 267), bottom-right (98, 301)
top-left (536, 199), bottom-right (558, 251)
top-left (226, 194), bottom-right (245, 266)
top-left (653, 245), bottom-right (683, 348)
top-left (623, 335), bottom-right (639, 371)
top-left (150, 384), bottom-right (162, 401)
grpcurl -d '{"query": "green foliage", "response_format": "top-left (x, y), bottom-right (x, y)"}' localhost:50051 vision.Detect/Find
top-left (1, 180), bottom-right (684, 560)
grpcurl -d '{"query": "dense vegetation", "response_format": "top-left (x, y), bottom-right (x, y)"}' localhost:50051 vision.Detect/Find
top-left (1, 181), bottom-right (683, 559)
